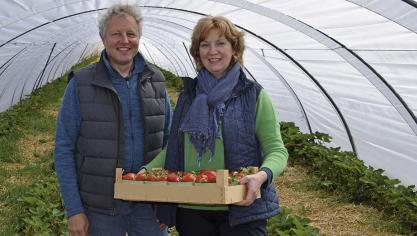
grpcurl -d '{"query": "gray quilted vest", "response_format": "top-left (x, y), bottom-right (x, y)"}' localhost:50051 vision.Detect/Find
top-left (72, 58), bottom-right (166, 214)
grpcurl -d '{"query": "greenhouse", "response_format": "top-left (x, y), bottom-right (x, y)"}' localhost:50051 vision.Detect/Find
top-left (0, 0), bottom-right (416, 235)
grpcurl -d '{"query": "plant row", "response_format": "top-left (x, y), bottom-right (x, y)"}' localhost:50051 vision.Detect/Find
top-left (280, 122), bottom-right (417, 233)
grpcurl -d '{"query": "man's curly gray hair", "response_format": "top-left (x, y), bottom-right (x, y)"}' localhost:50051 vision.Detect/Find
top-left (98, 4), bottom-right (143, 37)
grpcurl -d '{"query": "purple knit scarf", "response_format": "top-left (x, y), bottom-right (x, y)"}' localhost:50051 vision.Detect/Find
top-left (180, 62), bottom-right (241, 165)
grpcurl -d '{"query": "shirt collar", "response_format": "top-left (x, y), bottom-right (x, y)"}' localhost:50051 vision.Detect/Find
top-left (102, 50), bottom-right (145, 80)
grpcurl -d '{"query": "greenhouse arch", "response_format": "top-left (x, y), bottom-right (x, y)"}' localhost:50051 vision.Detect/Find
top-left (0, 0), bottom-right (416, 187)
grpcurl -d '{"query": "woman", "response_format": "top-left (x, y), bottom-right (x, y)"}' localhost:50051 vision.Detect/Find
top-left (146, 16), bottom-right (288, 236)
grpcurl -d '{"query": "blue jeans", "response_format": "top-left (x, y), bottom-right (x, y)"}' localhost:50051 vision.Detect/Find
top-left (86, 201), bottom-right (169, 236)
top-left (176, 207), bottom-right (267, 236)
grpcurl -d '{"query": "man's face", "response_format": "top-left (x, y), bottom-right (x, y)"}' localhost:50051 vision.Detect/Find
top-left (102, 15), bottom-right (140, 68)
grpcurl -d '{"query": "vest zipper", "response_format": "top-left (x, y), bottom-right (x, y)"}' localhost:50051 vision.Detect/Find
top-left (126, 80), bottom-right (136, 171)
top-left (223, 93), bottom-right (238, 168)
top-left (140, 75), bottom-right (151, 162)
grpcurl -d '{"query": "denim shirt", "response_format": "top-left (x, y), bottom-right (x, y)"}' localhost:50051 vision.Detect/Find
top-left (102, 51), bottom-right (146, 172)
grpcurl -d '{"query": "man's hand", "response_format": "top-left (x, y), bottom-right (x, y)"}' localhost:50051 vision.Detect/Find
top-left (235, 170), bottom-right (268, 206)
top-left (68, 213), bottom-right (89, 236)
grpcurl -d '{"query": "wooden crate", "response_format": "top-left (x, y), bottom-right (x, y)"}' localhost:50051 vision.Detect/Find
top-left (114, 168), bottom-right (260, 204)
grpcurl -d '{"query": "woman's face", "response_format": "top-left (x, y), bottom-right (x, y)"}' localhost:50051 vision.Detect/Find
top-left (199, 28), bottom-right (234, 78)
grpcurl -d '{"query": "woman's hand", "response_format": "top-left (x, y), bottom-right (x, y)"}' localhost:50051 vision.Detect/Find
top-left (235, 170), bottom-right (268, 206)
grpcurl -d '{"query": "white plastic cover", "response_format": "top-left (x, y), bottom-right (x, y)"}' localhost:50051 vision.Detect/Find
top-left (0, 0), bottom-right (416, 187)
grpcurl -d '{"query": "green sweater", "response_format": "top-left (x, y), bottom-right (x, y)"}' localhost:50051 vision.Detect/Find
top-left (144, 89), bottom-right (288, 210)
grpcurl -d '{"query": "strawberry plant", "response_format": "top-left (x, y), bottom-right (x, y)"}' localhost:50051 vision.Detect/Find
top-left (16, 174), bottom-right (66, 235)
top-left (267, 207), bottom-right (319, 236)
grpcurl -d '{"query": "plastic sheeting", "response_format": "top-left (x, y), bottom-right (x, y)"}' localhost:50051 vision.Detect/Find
top-left (0, 0), bottom-right (416, 187)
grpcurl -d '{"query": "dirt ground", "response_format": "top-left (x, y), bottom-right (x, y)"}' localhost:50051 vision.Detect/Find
top-left (275, 166), bottom-right (404, 236)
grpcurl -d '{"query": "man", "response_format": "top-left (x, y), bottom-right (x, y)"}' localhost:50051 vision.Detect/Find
top-left (54, 4), bottom-right (170, 236)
